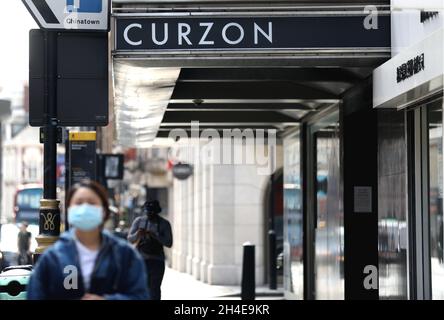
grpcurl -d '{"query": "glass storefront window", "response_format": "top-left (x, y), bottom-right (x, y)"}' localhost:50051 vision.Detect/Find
top-left (428, 98), bottom-right (444, 299)
top-left (377, 109), bottom-right (408, 300)
top-left (311, 111), bottom-right (343, 300)
top-left (283, 132), bottom-right (303, 299)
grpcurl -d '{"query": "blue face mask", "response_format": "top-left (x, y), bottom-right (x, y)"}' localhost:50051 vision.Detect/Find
top-left (68, 204), bottom-right (103, 231)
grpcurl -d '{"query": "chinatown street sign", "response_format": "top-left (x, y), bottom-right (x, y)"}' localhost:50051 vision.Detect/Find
top-left (22, 0), bottom-right (110, 31)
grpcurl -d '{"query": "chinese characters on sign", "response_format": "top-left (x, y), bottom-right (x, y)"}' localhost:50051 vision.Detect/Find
top-left (420, 11), bottom-right (439, 23)
top-left (397, 53), bottom-right (425, 83)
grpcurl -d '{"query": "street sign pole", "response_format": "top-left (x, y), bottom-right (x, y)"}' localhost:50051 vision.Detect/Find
top-left (34, 31), bottom-right (60, 263)
top-left (23, 0), bottom-right (110, 262)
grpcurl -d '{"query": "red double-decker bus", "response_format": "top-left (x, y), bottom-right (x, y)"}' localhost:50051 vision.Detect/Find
top-left (13, 184), bottom-right (43, 225)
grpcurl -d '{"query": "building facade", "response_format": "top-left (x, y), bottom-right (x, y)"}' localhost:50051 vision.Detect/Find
top-left (373, 0), bottom-right (444, 299)
top-left (1, 126), bottom-right (43, 224)
top-left (107, 0), bottom-right (444, 300)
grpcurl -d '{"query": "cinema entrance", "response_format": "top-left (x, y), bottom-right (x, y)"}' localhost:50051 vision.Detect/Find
top-left (108, 1), bottom-right (391, 300)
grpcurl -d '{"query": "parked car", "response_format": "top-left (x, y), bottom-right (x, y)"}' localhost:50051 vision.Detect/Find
top-left (0, 265), bottom-right (33, 300)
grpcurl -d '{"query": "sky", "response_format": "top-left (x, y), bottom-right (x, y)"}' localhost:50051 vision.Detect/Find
top-left (0, 0), bottom-right (37, 93)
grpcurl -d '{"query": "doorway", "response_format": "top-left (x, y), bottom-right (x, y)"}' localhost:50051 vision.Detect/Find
top-left (264, 169), bottom-right (284, 288)
top-left (408, 95), bottom-right (444, 299)
top-left (306, 107), bottom-right (344, 300)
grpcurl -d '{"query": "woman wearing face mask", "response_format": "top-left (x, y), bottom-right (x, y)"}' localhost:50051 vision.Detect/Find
top-left (27, 180), bottom-right (149, 300)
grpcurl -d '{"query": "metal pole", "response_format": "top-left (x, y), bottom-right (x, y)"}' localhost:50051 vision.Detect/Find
top-left (269, 174), bottom-right (276, 230)
top-left (268, 174), bottom-right (277, 289)
top-left (65, 129), bottom-right (70, 231)
top-left (241, 242), bottom-right (255, 300)
top-left (0, 121), bottom-right (2, 225)
top-left (268, 230), bottom-right (277, 290)
top-left (33, 31), bottom-right (61, 263)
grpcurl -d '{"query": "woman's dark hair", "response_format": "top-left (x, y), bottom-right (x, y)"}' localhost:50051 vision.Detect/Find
top-left (66, 180), bottom-right (111, 221)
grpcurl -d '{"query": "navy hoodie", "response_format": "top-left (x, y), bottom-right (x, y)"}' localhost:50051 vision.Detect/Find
top-left (27, 229), bottom-right (150, 300)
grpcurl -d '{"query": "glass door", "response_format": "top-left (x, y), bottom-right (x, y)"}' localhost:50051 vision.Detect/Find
top-left (377, 109), bottom-right (408, 299)
top-left (427, 97), bottom-right (444, 299)
top-left (308, 109), bottom-right (344, 300)
top-left (408, 95), bottom-right (444, 299)
top-left (283, 131), bottom-right (303, 299)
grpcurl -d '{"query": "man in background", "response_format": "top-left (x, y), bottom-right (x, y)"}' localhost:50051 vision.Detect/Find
top-left (128, 200), bottom-right (172, 300)
top-left (17, 221), bottom-right (32, 265)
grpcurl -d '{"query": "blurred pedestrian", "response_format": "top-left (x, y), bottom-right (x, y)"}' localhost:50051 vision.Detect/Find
top-left (27, 180), bottom-right (149, 300)
top-left (128, 200), bottom-right (172, 300)
top-left (17, 221), bottom-right (32, 265)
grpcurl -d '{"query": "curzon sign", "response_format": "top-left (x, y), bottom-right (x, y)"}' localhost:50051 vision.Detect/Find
top-left (115, 16), bottom-right (391, 51)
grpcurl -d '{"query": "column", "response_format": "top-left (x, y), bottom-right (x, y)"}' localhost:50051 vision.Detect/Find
top-left (200, 162), bottom-right (210, 283)
top-left (207, 164), bottom-right (237, 285)
top-left (192, 143), bottom-right (202, 279)
top-left (234, 161), bottom-right (268, 286)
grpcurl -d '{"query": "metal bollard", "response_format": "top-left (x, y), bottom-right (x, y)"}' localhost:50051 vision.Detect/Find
top-left (241, 242), bottom-right (255, 300)
top-left (268, 230), bottom-right (277, 290)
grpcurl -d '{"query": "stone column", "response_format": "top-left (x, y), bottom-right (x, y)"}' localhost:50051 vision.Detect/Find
top-left (233, 163), bottom-right (268, 285)
top-left (207, 164), bottom-right (237, 285)
top-left (185, 171), bottom-right (194, 274)
top-left (192, 145), bottom-right (202, 279)
top-left (200, 163), bottom-right (210, 283)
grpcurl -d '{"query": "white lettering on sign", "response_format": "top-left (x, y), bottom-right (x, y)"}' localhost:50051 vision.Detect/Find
top-left (199, 22), bottom-right (215, 45)
top-left (222, 23), bottom-right (245, 45)
top-left (178, 23), bottom-right (192, 45)
top-left (124, 23), bottom-right (142, 46)
top-left (152, 23), bottom-right (169, 45)
top-left (122, 21), bottom-right (274, 47)
top-left (254, 22), bottom-right (273, 44)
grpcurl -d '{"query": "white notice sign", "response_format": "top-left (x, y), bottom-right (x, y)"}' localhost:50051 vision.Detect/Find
top-left (354, 186), bottom-right (372, 213)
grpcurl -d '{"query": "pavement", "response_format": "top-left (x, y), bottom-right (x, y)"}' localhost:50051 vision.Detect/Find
top-left (161, 267), bottom-right (285, 300)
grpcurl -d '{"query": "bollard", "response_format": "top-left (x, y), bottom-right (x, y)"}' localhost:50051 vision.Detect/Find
top-left (241, 242), bottom-right (255, 300)
top-left (268, 230), bottom-right (277, 290)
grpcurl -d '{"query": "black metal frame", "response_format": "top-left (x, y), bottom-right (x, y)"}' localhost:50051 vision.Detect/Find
top-left (405, 92), bottom-right (444, 299)
top-left (303, 104), bottom-right (341, 300)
